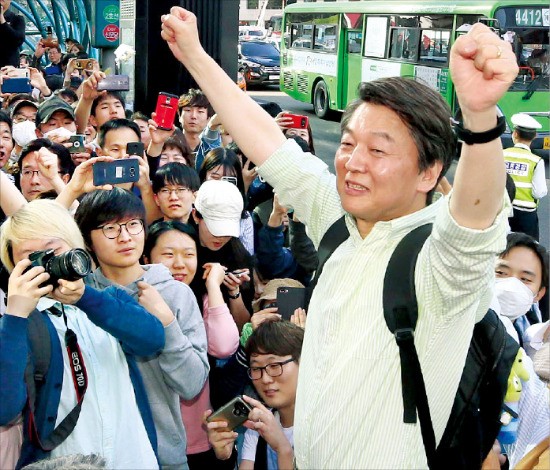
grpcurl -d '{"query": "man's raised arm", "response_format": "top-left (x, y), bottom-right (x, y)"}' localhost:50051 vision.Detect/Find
top-left (160, 7), bottom-right (286, 166)
top-left (449, 24), bottom-right (518, 230)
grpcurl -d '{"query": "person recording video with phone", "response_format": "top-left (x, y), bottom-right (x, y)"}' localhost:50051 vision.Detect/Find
top-left (205, 319), bottom-right (303, 469)
top-left (0, 0), bottom-right (25, 69)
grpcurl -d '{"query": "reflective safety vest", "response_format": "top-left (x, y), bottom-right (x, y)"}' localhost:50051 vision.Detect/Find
top-left (504, 145), bottom-right (541, 210)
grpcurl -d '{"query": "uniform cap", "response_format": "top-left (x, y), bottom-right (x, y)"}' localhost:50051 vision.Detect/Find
top-left (511, 113), bottom-right (542, 131)
top-left (35, 98), bottom-right (75, 128)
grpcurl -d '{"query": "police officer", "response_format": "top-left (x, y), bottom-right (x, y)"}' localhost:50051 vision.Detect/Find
top-left (504, 113), bottom-right (547, 240)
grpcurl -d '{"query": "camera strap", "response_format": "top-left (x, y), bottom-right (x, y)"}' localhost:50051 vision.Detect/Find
top-left (27, 304), bottom-right (88, 451)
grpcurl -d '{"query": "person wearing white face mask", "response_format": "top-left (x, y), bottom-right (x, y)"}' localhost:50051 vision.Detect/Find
top-left (10, 99), bottom-right (39, 158)
top-left (494, 232), bottom-right (548, 345)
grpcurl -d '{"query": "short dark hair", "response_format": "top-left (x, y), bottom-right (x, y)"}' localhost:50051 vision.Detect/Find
top-left (4, 93), bottom-right (35, 109)
top-left (91, 92), bottom-right (126, 118)
top-left (198, 147), bottom-right (246, 217)
top-left (514, 128), bottom-right (537, 142)
top-left (245, 319), bottom-right (305, 362)
top-left (97, 118), bottom-right (141, 149)
top-left (341, 77), bottom-right (455, 204)
top-left (131, 111), bottom-right (149, 122)
top-left (19, 138), bottom-right (75, 177)
top-left (500, 232), bottom-right (549, 292)
top-left (143, 220), bottom-right (198, 261)
top-left (75, 188), bottom-right (146, 252)
top-left (152, 162), bottom-right (200, 193)
top-left (178, 89), bottom-right (214, 117)
top-left (161, 136), bottom-right (194, 167)
top-left (55, 88), bottom-right (78, 104)
top-left (0, 109), bottom-right (12, 133)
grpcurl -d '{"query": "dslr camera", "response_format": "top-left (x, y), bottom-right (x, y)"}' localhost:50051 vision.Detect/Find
top-left (28, 248), bottom-right (92, 287)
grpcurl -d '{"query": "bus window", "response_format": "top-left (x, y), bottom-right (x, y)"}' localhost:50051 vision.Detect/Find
top-left (347, 31), bottom-right (362, 54)
top-left (291, 23), bottom-right (313, 49)
top-left (419, 29), bottom-right (450, 65)
top-left (389, 27), bottom-right (419, 61)
top-left (314, 24), bottom-right (338, 53)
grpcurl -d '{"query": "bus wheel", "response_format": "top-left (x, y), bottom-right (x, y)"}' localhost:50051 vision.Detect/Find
top-left (313, 80), bottom-right (331, 119)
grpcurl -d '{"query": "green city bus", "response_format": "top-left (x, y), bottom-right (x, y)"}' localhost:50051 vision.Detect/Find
top-left (280, 0), bottom-right (549, 157)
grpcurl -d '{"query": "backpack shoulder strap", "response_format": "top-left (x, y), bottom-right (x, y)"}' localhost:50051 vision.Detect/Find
top-left (383, 224), bottom-right (437, 469)
top-left (254, 434), bottom-right (268, 470)
top-left (27, 310), bottom-right (51, 385)
top-left (305, 215), bottom-right (349, 308)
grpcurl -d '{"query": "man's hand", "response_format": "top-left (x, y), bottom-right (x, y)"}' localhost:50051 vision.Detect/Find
top-left (81, 71), bottom-right (106, 102)
top-left (160, 7), bottom-right (205, 65)
top-left (148, 115), bottom-right (174, 145)
top-left (37, 147), bottom-right (62, 181)
top-left (137, 281), bottom-right (175, 326)
top-left (134, 155), bottom-right (152, 192)
top-left (28, 67), bottom-right (51, 97)
top-left (203, 410), bottom-right (238, 461)
top-left (6, 259), bottom-right (53, 318)
top-left (52, 279), bottom-right (85, 305)
top-left (250, 307), bottom-right (280, 330)
top-left (268, 193), bottom-right (288, 228)
top-left (450, 23), bottom-right (518, 118)
top-left (34, 39), bottom-right (47, 59)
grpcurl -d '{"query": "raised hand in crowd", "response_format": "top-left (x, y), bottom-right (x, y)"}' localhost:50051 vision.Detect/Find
top-left (241, 158), bottom-right (257, 195)
top-left (202, 262), bottom-right (228, 309)
top-left (290, 307), bottom-right (306, 329)
top-left (0, 170), bottom-right (26, 216)
top-left (147, 112), bottom-right (174, 157)
top-left (6, 259), bottom-right (53, 318)
top-left (28, 66), bottom-right (52, 98)
top-left (137, 280), bottom-right (175, 326)
top-left (33, 39), bottom-right (47, 60)
top-left (274, 111), bottom-right (294, 132)
top-left (55, 155), bottom-right (114, 209)
top-left (223, 268), bottom-right (250, 297)
top-left (36, 146), bottom-right (67, 193)
top-left (250, 306), bottom-right (280, 330)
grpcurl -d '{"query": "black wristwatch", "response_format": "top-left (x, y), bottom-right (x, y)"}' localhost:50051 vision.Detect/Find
top-left (452, 116), bottom-right (506, 145)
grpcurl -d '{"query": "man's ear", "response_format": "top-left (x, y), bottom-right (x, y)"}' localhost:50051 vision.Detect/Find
top-left (153, 193), bottom-right (160, 208)
top-left (89, 115), bottom-right (98, 128)
top-left (418, 160), bottom-right (443, 195)
top-left (191, 208), bottom-right (199, 224)
top-left (61, 173), bottom-right (70, 184)
top-left (535, 286), bottom-right (546, 303)
top-left (35, 127), bottom-right (43, 138)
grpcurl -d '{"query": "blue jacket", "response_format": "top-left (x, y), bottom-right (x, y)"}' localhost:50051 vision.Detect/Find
top-left (0, 285), bottom-right (165, 468)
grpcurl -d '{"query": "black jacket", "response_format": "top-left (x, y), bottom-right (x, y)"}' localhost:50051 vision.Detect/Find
top-left (0, 9), bottom-right (25, 68)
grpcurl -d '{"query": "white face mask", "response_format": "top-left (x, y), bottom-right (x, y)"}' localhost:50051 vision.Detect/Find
top-left (12, 120), bottom-right (37, 147)
top-left (495, 277), bottom-right (535, 321)
top-left (42, 126), bottom-right (75, 140)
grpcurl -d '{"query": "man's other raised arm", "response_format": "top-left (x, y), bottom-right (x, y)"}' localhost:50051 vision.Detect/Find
top-left (160, 7), bottom-right (286, 166)
top-left (449, 24), bottom-right (518, 230)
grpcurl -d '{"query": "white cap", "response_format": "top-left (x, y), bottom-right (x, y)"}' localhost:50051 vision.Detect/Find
top-left (511, 113), bottom-right (542, 131)
top-left (194, 180), bottom-right (243, 238)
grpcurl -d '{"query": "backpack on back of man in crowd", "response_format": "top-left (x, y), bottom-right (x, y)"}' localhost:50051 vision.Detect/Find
top-left (308, 216), bottom-right (519, 470)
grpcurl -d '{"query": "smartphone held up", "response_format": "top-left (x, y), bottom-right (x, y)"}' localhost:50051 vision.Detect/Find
top-left (206, 396), bottom-right (252, 431)
top-left (92, 159), bottom-right (139, 186)
top-left (154, 92), bottom-right (179, 131)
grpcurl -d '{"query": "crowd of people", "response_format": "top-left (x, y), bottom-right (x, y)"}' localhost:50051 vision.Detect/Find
top-left (0, 3), bottom-right (548, 470)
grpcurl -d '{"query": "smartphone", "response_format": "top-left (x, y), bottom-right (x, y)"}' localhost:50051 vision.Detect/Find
top-left (154, 92), bottom-right (179, 131)
top-left (68, 135), bottom-right (86, 154)
top-left (43, 27), bottom-right (58, 48)
top-left (44, 65), bottom-right (62, 76)
top-left (276, 286), bottom-right (306, 321)
top-left (206, 396), bottom-right (252, 431)
top-left (97, 75), bottom-right (130, 92)
top-left (73, 59), bottom-right (94, 71)
top-left (221, 176), bottom-right (238, 186)
top-left (93, 159), bottom-right (139, 186)
top-left (283, 113), bottom-right (309, 130)
top-left (126, 141), bottom-right (144, 157)
top-left (70, 76), bottom-right (83, 89)
top-left (1, 78), bottom-right (32, 94)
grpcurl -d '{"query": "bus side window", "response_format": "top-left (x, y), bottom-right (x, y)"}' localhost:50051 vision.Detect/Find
top-left (390, 27), bottom-right (419, 61)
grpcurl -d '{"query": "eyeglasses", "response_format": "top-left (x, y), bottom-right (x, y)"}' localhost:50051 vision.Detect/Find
top-left (158, 187), bottom-right (191, 197)
top-left (247, 358), bottom-right (294, 381)
top-left (97, 218), bottom-right (144, 239)
top-left (21, 169), bottom-right (62, 178)
top-left (13, 114), bottom-right (36, 124)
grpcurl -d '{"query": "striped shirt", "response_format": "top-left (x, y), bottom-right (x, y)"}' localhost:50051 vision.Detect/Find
top-left (258, 139), bottom-right (509, 469)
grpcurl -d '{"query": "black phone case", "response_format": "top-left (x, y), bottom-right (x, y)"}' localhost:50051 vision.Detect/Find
top-left (96, 75), bottom-right (130, 92)
top-left (93, 159), bottom-right (139, 186)
top-left (68, 135), bottom-right (85, 154)
top-left (276, 287), bottom-right (306, 321)
top-left (126, 142), bottom-right (144, 156)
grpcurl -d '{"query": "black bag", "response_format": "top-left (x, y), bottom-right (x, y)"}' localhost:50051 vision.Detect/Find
top-left (310, 216), bottom-right (519, 469)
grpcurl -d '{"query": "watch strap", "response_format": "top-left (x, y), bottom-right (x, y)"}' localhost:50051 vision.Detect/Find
top-left (452, 115), bottom-right (506, 145)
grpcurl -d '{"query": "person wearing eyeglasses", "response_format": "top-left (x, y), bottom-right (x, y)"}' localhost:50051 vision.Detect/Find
top-left (205, 319), bottom-right (303, 470)
top-left (150, 162), bottom-right (200, 225)
top-left (75, 187), bottom-right (209, 470)
top-left (17, 138), bottom-right (74, 201)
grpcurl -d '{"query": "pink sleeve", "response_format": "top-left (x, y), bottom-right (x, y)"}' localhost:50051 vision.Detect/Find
top-left (202, 295), bottom-right (239, 358)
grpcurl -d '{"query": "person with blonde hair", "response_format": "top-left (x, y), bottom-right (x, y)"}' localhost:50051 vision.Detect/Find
top-left (0, 199), bottom-right (165, 469)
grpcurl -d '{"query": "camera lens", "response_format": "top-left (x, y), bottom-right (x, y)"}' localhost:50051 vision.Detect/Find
top-left (47, 248), bottom-right (92, 282)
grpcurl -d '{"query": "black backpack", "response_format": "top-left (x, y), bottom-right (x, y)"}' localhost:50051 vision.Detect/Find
top-left (309, 216), bottom-right (519, 469)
